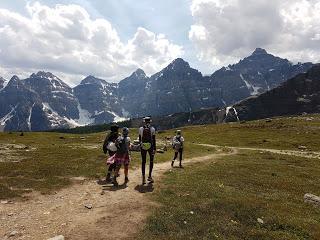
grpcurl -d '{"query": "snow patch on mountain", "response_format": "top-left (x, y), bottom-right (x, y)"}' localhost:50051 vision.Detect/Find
top-left (2, 80), bottom-right (9, 89)
top-left (51, 90), bottom-right (74, 97)
top-left (76, 104), bottom-right (94, 125)
top-left (0, 106), bottom-right (16, 127)
top-left (121, 108), bottom-right (130, 118)
top-left (107, 111), bottom-right (128, 122)
top-left (42, 102), bottom-right (64, 128)
top-left (240, 74), bottom-right (261, 95)
top-left (27, 103), bottom-right (35, 131)
top-left (226, 106), bottom-right (240, 122)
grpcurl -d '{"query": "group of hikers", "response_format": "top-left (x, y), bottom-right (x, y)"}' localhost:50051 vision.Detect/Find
top-left (102, 116), bottom-right (184, 186)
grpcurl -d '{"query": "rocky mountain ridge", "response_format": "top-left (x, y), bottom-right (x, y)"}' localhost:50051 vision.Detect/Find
top-left (230, 64), bottom-right (320, 121)
top-left (0, 48), bottom-right (314, 131)
top-left (0, 77), bottom-right (6, 89)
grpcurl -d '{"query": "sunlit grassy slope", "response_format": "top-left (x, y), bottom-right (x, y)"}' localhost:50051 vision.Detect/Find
top-left (0, 114), bottom-right (319, 203)
top-left (135, 114), bottom-right (320, 240)
top-left (138, 151), bottom-right (320, 240)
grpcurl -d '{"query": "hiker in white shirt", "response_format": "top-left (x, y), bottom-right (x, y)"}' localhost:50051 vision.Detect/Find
top-left (171, 130), bottom-right (184, 168)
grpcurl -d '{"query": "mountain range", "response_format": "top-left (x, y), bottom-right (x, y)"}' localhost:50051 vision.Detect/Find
top-left (123, 64), bottom-right (320, 130)
top-left (230, 64), bottom-right (320, 121)
top-left (0, 48), bottom-right (314, 131)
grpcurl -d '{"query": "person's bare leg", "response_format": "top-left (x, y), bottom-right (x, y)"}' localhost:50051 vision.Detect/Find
top-left (124, 164), bottom-right (129, 183)
top-left (113, 165), bottom-right (121, 186)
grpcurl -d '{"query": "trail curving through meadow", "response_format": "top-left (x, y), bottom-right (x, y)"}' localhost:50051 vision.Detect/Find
top-left (0, 148), bottom-right (235, 240)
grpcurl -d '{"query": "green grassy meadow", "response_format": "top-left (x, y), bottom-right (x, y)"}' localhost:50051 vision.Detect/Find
top-left (138, 151), bottom-right (320, 240)
top-left (0, 128), bottom-right (214, 199)
top-left (1, 114), bottom-right (320, 239)
top-left (181, 114), bottom-right (320, 152)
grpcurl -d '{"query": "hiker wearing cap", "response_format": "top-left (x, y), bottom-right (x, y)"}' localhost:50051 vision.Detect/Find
top-left (171, 130), bottom-right (184, 168)
top-left (139, 116), bottom-right (156, 184)
top-left (103, 124), bottom-right (120, 182)
top-left (107, 127), bottom-right (131, 186)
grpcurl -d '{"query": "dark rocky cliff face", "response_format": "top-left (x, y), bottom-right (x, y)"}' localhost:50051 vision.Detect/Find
top-left (1, 73), bottom-right (79, 131)
top-left (231, 64), bottom-right (320, 121)
top-left (136, 58), bottom-right (222, 117)
top-left (136, 64), bottom-right (320, 130)
top-left (117, 69), bottom-right (149, 118)
top-left (0, 77), bottom-right (6, 90)
top-left (210, 48), bottom-right (313, 106)
top-left (0, 76), bottom-right (41, 131)
top-left (24, 71), bottom-right (79, 120)
top-left (73, 75), bottom-right (121, 124)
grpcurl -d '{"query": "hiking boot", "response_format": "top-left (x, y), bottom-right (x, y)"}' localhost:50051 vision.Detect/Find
top-left (171, 161), bottom-right (174, 167)
top-left (124, 177), bottom-right (129, 184)
top-left (113, 178), bottom-right (119, 186)
top-left (142, 176), bottom-right (146, 185)
top-left (147, 176), bottom-right (154, 183)
top-left (105, 173), bottom-right (112, 183)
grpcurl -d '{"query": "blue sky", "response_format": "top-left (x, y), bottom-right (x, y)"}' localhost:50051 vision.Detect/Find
top-left (0, 0), bottom-right (319, 85)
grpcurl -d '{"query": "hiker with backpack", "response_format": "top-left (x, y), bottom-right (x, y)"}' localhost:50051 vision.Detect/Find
top-left (171, 130), bottom-right (184, 168)
top-left (139, 116), bottom-right (156, 185)
top-left (103, 124), bottom-right (120, 182)
top-left (107, 127), bottom-right (131, 186)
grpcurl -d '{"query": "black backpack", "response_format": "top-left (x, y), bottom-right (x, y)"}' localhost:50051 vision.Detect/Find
top-left (116, 136), bottom-right (128, 154)
top-left (142, 126), bottom-right (152, 143)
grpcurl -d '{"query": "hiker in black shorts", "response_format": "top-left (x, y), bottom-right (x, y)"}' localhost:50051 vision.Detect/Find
top-left (139, 116), bottom-right (156, 185)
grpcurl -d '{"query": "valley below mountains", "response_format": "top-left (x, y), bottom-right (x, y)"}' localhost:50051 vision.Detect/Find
top-left (0, 48), bottom-right (315, 131)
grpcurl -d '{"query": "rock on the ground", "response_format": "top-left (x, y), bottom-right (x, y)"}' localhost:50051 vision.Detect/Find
top-left (71, 176), bottom-right (86, 183)
top-left (298, 145), bottom-right (308, 150)
top-left (47, 235), bottom-right (64, 240)
top-left (85, 204), bottom-right (93, 209)
top-left (9, 230), bottom-right (18, 237)
top-left (156, 149), bottom-right (165, 153)
top-left (257, 218), bottom-right (264, 224)
top-left (304, 193), bottom-right (320, 206)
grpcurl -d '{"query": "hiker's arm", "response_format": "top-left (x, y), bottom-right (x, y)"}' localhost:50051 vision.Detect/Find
top-left (152, 134), bottom-right (156, 151)
top-left (103, 134), bottom-right (109, 154)
top-left (138, 127), bottom-right (142, 143)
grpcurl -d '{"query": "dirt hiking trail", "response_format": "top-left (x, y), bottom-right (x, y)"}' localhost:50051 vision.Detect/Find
top-left (198, 144), bottom-right (320, 159)
top-left (0, 148), bottom-right (234, 240)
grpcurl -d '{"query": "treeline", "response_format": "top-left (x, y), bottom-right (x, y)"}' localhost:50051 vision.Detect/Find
top-left (50, 120), bottom-right (133, 134)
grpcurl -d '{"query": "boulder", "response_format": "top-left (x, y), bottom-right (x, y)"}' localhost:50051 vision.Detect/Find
top-left (304, 193), bottom-right (320, 207)
top-left (47, 235), bottom-right (64, 240)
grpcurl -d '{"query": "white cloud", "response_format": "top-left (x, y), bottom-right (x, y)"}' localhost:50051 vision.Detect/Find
top-left (0, 2), bottom-right (183, 85)
top-left (189, 0), bottom-right (320, 67)
top-left (127, 27), bottom-right (184, 74)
